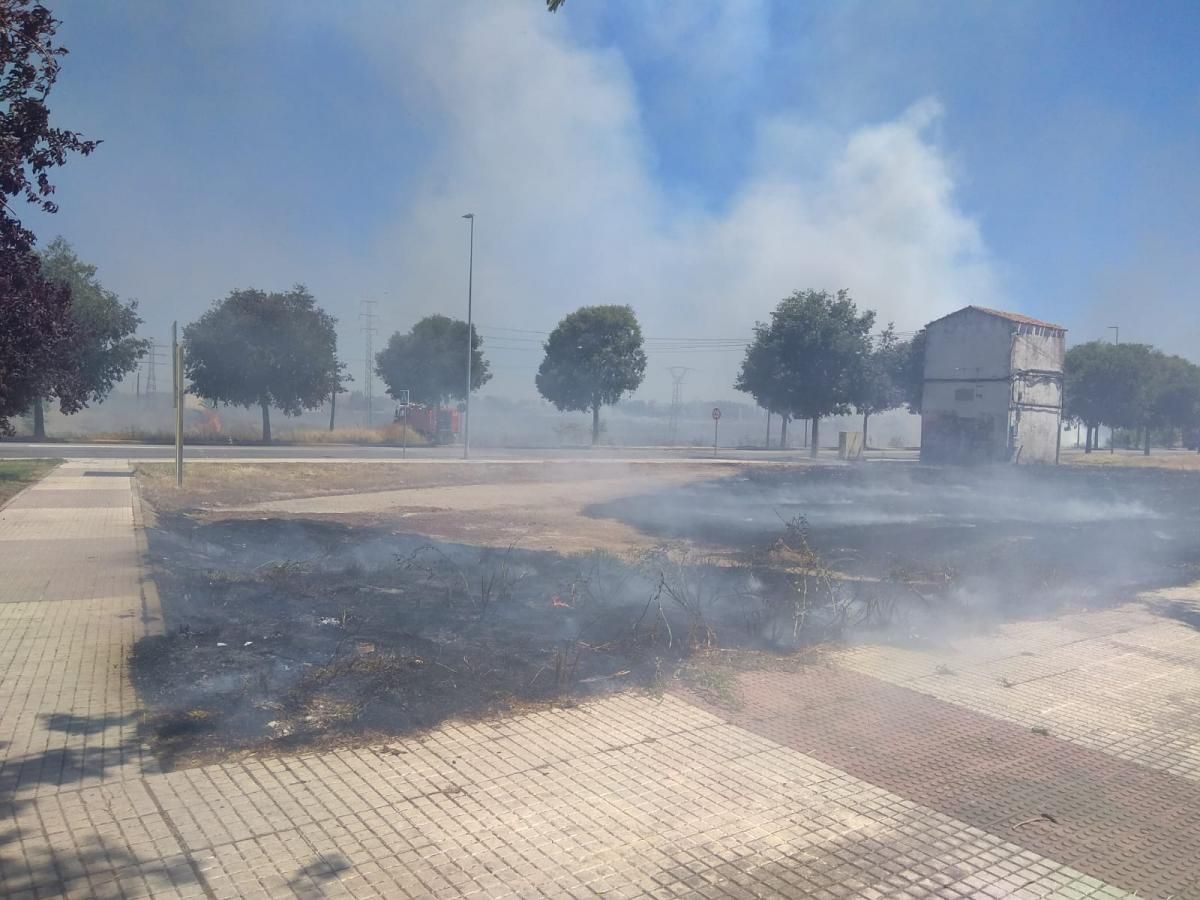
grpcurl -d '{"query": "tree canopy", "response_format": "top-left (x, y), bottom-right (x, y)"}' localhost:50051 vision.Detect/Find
top-left (736, 289), bottom-right (874, 456)
top-left (26, 238), bottom-right (148, 436)
top-left (0, 1), bottom-right (99, 433)
top-left (894, 329), bottom-right (926, 415)
top-left (536, 304), bottom-right (647, 445)
top-left (375, 314), bottom-right (491, 407)
top-left (1064, 340), bottom-right (1200, 454)
top-left (853, 324), bottom-right (908, 448)
top-left (0, 250), bottom-right (75, 433)
top-left (183, 287), bottom-right (344, 442)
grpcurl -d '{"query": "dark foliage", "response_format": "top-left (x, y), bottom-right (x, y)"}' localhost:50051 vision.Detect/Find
top-left (25, 238), bottom-right (148, 435)
top-left (0, 1), bottom-right (99, 432)
top-left (183, 287), bottom-right (345, 442)
top-left (536, 304), bottom-right (647, 444)
top-left (375, 314), bottom-right (491, 407)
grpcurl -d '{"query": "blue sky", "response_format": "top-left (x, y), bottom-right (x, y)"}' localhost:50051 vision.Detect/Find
top-left (28, 0), bottom-right (1200, 400)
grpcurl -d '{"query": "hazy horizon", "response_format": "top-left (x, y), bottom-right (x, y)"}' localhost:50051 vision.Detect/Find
top-left (24, 0), bottom-right (1200, 403)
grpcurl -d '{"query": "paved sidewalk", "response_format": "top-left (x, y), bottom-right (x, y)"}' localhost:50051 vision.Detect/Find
top-left (0, 460), bottom-right (1186, 898)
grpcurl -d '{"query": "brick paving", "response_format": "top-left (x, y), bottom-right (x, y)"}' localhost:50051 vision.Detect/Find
top-left (837, 601), bottom-right (1200, 781)
top-left (5, 459), bottom-right (1197, 897)
top-left (679, 664), bottom-right (1200, 898)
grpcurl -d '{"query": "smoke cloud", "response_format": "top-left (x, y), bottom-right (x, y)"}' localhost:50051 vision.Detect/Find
top-left (39, 0), bottom-right (1001, 401)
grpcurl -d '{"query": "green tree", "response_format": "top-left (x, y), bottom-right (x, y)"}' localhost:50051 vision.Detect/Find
top-left (26, 238), bottom-right (148, 438)
top-left (536, 305), bottom-right (647, 445)
top-left (0, 2), bottom-right (100, 433)
top-left (1064, 341), bottom-right (1112, 453)
top-left (1147, 353), bottom-right (1200, 454)
top-left (738, 289), bottom-right (874, 457)
top-left (1098, 343), bottom-right (1155, 454)
top-left (892, 329), bottom-right (926, 415)
top-left (375, 315), bottom-right (491, 408)
top-left (734, 322), bottom-right (788, 447)
top-left (853, 324), bottom-right (907, 450)
top-left (183, 286), bottom-right (345, 442)
top-left (1065, 341), bottom-right (1159, 454)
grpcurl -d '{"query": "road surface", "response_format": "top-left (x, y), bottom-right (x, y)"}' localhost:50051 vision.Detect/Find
top-left (0, 440), bottom-right (919, 463)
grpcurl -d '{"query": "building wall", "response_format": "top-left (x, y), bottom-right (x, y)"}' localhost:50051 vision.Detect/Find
top-left (1010, 406), bottom-right (1061, 464)
top-left (923, 312), bottom-right (1014, 382)
top-left (920, 311), bottom-right (1014, 463)
top-left (1009, 330), bottom-right (1066, 464)
top-left (920, 309), bottom-right (1065, 465)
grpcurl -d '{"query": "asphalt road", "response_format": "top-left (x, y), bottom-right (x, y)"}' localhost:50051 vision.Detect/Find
top-left (0, 440), bottom-right (920, 463)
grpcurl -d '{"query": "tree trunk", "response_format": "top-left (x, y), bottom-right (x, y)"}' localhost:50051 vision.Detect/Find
top-left (810, 418), bottom-right (819, 458)
top-left (1084, 425), bottom-right (1092, 453)
top-left (329, 391), bottom-right (336, 432)
top-left (803, 419), bottom-right (809, 448)
top-left (32, 398), bottom-right (45, 440)
top-left (591, 403), bottom-right (600, 446)
top-left (764, 411), bottom-right (771, 449)
top-left (780, 415), bottom-right (789, 450)
top-left (1144, 425), bottom-right (1151, 456)
top-left (862, 412), bottom-right (870, 451)
top-left (261, 401), bottom-right (272, 443)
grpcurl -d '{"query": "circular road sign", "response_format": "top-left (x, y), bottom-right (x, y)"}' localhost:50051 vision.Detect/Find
top-left (712, 407), bottom-right (722, 421)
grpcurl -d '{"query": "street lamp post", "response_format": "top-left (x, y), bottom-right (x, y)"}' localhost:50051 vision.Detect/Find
top-left (1108, 326), bottom-right (1119, 345)
top-left (462, 213), bottom-right (475, 460)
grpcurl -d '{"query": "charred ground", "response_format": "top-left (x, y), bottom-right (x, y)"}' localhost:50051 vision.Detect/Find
top-left (133, 461), bottom-right (1200, 769)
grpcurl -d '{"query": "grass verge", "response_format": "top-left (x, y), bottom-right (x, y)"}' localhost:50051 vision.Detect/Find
top-left (0, 459), bottom-right (60, 506)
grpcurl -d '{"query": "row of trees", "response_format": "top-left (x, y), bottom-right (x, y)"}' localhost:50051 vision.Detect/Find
top-left (172, 298), bottom-right (649, 445)
top-left (372, 304), bottom-right (646, 445)
top-left (735, 290), bottom-right (924, 455)
top-left (1065, 342), bottom-right (1200, 454)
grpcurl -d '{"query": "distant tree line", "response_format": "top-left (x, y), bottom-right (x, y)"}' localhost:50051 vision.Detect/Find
top-left (6, 3), bottom-right (1193, 456)
top-left (1065, 342), bottom-right (1200, 454)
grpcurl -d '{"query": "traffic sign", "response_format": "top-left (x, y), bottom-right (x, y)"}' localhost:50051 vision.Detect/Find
top-left (712, 407), bottom-right (722, 421)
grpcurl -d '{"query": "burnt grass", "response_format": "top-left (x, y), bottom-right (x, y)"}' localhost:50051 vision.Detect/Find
top-left (136, 514), bottom-right (769, 768)
top-left (591, 463), bottom-right (1200, 617)
top-left (134, 462), bottom-right (1200, 768)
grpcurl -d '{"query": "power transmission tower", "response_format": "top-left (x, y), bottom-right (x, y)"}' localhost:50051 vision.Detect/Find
top-left (141, 340), bottom-right (167, 403)
top-left (667, 366), bottom-right (694, 445)
top-left (360, 300), bottom-right (378, 427)
top-left (145, 343), bottom-right (158, 395)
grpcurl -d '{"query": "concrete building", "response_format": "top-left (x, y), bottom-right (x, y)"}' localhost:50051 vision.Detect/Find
top-left (920, 306), bottom-right (1066, 464)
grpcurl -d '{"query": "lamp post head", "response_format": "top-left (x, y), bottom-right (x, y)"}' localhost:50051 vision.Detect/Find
top-left (462, 213), bottom-right (474, 220)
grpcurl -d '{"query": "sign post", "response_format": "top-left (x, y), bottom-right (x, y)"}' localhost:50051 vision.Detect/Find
top-left (398, 389), bottom-right (410, 459)
top-left (712, 407), bottom-right (722, 458)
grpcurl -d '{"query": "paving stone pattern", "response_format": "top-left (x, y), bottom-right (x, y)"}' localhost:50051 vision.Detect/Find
top-left (0, 460), bottom-right (1187, 897)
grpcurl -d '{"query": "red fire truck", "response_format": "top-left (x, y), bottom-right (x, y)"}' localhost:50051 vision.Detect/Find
top-left (395, 404), bottom-right (460, 444)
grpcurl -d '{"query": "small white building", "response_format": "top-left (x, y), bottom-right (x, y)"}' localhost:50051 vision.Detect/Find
top-left (920, 306), bottom-right (1066, 465)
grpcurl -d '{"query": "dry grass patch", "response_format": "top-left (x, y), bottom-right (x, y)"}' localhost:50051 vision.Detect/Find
top-left (1065, 448), bottom-right (1200, 471)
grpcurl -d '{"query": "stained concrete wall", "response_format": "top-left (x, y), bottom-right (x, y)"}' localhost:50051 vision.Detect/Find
top-left (921, 310), bottom-right (1013, 463)
top-left (921, 308), bottom-right (1064, 465)
top-left (1011, 406), bottom-right (1061, 464)
top-left (923, 312), bottom-right (1013, 382)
